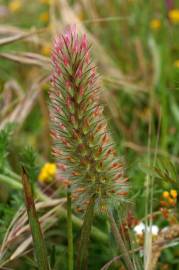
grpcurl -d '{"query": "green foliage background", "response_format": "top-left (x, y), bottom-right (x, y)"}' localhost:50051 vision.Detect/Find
top-left (1, 0), bottom-right (179, 269)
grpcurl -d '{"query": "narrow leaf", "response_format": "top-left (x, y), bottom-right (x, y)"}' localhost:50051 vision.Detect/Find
top-left (21, 167), bottom-right (50, 270)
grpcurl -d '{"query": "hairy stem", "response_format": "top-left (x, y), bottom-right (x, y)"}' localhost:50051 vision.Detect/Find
top-left (107, 209), bottom-right (134, 270)
top-left (67, 187), bottom-right (74, 270)
top-left (77, 196), bottom-right (96, 270)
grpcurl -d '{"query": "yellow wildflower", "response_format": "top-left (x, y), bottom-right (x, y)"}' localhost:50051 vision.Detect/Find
top-left (162, 191), bottom-right (169, 199)
top-left (150, 19), bottom-right (161, 30)
top-left (38, 162), bottom-right (57, 183)
top-left (170, 189), bottom-right (177, 199)
top-left (174, 60), bottom-right (179, 68)
top-left (168, 9), bottom-right (179, 24)
top-left (39, 11), bottom-right (49, 23)
top-left (41, 43), bottom-right (51, 56)
top-left (8, 0), bottom-right (22, 12)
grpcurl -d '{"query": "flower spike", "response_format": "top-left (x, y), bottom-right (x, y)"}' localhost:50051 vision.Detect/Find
top-left (49, 25), bottom-right (128, 209)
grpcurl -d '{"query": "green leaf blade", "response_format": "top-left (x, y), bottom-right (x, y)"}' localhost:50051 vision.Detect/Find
top-left (22, 167), bottom-right (50, 270)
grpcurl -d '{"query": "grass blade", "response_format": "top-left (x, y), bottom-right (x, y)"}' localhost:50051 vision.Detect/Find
top-left (0, 52), bottom-right (50, 68)
top-left (21, 167), bottom-right (50, 270)
top-left (0, 30), bottom-right (43, 46)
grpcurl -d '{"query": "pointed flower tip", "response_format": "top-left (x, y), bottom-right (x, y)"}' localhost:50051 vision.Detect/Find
top-left (51, 25), bottom-right (90, 71)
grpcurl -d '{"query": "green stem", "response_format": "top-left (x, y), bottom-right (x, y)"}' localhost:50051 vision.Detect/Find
top-left (57, 207), bottom-right (108, 244)
top-left (0, 174), bottom-right (22, 189)
top-left (107, 209), bottom-right (134, 270)
top-left (0, 172), bottom-right (49, 201)
top-left (4, 168), bottom-right (21, 181)
top-left (77, 196), bottom-right (96, 270)
top-left (67, 188), bottom-right (74, 270)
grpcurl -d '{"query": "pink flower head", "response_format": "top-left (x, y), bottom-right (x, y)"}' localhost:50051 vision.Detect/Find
top-left (85, 50), bottom-right (90, 64)
top-left (75, 66), bottom-right (83, 79)
top-left (65, 80), bottom-right (71, 89)
top-left (63, 55), bottom-right (69, 66)
top-left (49, 25), bottom-right (128, 208)
top-left (81, 34), bottom-right (87, 51)
top-left (166, 0), bottom-right (173, 11)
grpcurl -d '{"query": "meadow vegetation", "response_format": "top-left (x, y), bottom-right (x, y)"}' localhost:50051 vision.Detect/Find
top-left (0, 1), bottom-right (179, 269)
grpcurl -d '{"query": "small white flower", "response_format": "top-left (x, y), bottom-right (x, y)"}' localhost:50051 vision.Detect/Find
top-left (133, 222), bottom-right (145, 235)
top-left (151, 225), bottom-right (159, 236)
top-left (152, 225), bottom-right (159, 235)
top-left (134, 223), bottom-right (159, 236)
top-left (146, 225), bottom-right (159, 236)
